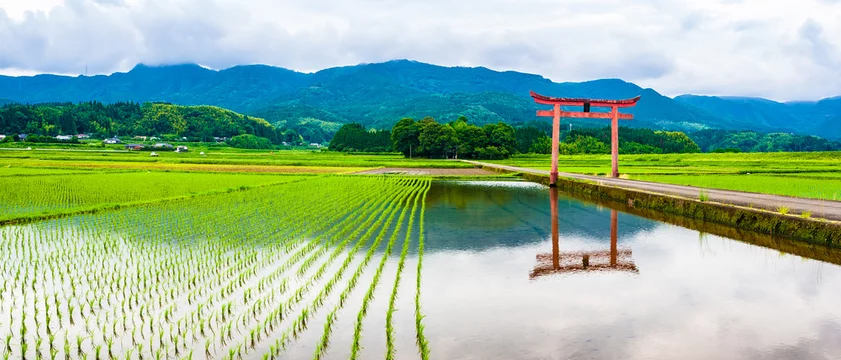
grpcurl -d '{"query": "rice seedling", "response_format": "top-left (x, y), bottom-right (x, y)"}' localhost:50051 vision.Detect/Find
top-left (778, 206), bottom-right (790, 215)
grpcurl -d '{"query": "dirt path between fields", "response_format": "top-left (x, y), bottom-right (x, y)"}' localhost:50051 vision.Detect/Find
top-left (354, 167), bottom-right (497, 176)
top-left (465, 160), bottom-right (841, 222)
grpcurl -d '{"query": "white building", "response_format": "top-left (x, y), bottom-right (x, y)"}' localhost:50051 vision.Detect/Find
top-left (56, 135), bottom-right (73, 141)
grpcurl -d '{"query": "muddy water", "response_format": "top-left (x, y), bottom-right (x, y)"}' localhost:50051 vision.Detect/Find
top-left (421, 181), bottom-right (841, 360)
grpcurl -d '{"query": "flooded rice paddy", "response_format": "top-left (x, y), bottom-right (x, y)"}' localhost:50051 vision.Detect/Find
top-left (420, 181), bottom-right (841, 360)
top-left (2, 178), bottom-right (841, 360)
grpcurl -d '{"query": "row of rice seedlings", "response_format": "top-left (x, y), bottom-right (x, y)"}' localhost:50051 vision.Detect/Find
top-left (255, 179), bottom-right (423, 359)
top-left (414, 181), bottom-right (432, 360)
top-left (211, 178), bottom-right (417, 359)
top-left (126, 177), bottom-right (395, 358)
top-left (347, 180), bottom-right (428, 360)
top-left (172, 177), bottom-right (412, 359)
top-left (273, 179), bottom-right (425, 359)
top-left (385, 179), bottom-right (431, 360)
top-left (143, 175), bottom-right (378, 358)
top-left (166, 178), bottom-right (390, 334)
top-left (78, 179), bottom-right (343, 356)
top-left (312, 179), bottom-right (430, 360)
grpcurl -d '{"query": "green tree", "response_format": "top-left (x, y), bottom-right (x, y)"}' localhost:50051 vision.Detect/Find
top-left (391, 117), bottom-right (419, 157)
top-left (226, 134), bottom-right (273, 149)
top-left (418, 118), bottom-right (457, 158)
top-left (484, 122), bottom-right (517, 155)
top-left (515, 126), bottom-right (546, 153)
top-left (529, 135), bottom-right (552, 154)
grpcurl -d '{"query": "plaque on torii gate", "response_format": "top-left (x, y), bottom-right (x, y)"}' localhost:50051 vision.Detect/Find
top-left (530, 91), bottom-right (641, 184)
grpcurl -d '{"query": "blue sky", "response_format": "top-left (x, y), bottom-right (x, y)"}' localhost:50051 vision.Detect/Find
top-left (1, 0), bottom-right (839, 101)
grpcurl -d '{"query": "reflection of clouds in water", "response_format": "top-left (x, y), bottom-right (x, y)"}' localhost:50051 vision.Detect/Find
top-left (422, 224), bottom-right (841, 360)
top-left (423, 181), bottom-right (658, 252)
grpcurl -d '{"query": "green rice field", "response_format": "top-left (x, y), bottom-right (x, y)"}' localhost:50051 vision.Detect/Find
top-left (0, 173), bottom-right (312, 222)
top-left (0, 175), bottom-right (432, 360)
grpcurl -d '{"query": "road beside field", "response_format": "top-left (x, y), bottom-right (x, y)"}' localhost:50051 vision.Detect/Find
top-left (466, 160), bottom-right (841, 222)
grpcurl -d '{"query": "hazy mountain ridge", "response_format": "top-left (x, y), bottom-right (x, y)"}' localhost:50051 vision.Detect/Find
top-left (675, 95), bottom-right (841, 140)
top-left (1, 60), bottom-right (839, 139)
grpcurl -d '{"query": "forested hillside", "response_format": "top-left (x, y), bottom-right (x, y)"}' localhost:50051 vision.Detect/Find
top-left (7, 60), bottom-right (837, 139)
top-left (689, 129), bottom-right (841, 153)
top-left (0, 102), bottom-right (297, 143)
top-left (675, 95), bottom-right (841, 140)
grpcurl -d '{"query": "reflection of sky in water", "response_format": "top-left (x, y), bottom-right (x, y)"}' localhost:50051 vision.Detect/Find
top-left (422, 181), bottom-right (841, 360)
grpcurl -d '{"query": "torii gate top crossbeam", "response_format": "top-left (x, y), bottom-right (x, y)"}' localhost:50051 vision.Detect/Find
top-left (530, 91), bottom-right (641, 108)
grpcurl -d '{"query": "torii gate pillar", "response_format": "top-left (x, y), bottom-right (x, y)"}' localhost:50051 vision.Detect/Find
top-left (530, 91), bottom-right (641, 185)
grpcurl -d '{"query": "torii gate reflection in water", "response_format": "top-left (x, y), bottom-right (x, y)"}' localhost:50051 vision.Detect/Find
top-left (530, 91), bottom-right (641, 183)
top-left (530, 188), bottom-right (638, 279)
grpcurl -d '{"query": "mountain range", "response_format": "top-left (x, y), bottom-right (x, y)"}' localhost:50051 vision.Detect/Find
top-left (1, 60), bottom-right (839, 139)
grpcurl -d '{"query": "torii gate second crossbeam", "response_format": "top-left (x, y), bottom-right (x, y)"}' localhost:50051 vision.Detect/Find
top-left (530, 91), bottom-right (641, 184)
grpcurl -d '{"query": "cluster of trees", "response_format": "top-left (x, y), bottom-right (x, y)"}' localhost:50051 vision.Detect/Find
top-left (391, 116), bottom-right (518, 159)
top-left (226, 134), bottom-right (274, 149)
top-left (328, 123), bottom-right (391, 152)
top-left (0, 102), bottom-right (306, 145)
top-left (558, 127), bottom-right (702, 154)
top-left (689, 130), bottom-right (841, 153)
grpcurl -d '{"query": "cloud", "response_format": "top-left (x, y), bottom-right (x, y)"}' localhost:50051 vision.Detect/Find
top-left (0, 0), bottom-right (840, 100)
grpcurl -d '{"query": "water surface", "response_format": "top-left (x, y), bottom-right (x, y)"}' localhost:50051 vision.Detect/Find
top-left (421, 180), bottom-right (841, 360)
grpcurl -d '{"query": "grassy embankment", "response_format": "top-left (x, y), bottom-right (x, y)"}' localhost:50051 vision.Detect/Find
top-left (490, 152), bottom-right (841, 200)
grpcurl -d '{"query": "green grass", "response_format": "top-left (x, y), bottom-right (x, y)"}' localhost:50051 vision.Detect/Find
top-left (490, 152), bottom-right (841, 176)
top-left (487, 152), bottom-right (841, 200)
top-left (632, 174), bottom-right (841, 200)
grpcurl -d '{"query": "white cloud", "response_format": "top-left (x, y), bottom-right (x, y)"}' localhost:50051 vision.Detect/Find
top-left (0, 0), bottom-right (840, 101)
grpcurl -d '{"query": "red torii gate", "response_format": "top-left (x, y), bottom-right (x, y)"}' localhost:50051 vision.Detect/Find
top-left (530, 91), bottom-right (641, 184)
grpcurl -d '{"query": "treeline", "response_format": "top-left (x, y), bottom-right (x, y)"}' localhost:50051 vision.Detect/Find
top-left (328, 123), bottom-right (392, 152)
top-left (333, 116), bottom-right (520, 159)
top-left (560, 127), bottom-right (701, 154)
top-left (0, 102), bottom-right (306, 145)
top-left (689, 129), bottom-right (841, 153)
top-left (329, 116), bottom-right (707, 158)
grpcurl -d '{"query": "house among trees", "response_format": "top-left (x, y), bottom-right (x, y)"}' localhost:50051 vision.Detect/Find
top-left (0, 135), bottom-right (5, 141)
top-left (55, 135), bottom-right (74, 141)
top-left (125, 144), bottom-right (145, 150)
top-left (309, 143), bottom-right (321, 148)
top-left (133, 136), bottom-right (148, 141)
top-left (19, 134), bottom-right (28, 141)
top-left (104, 137), bottom-right (121, 144)
top-left (175, 145), bottom-right (189, 152)
top-left (153, 143), bottom-right (174, 149)
top-left (76, 134), bottom-right (90, 139)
